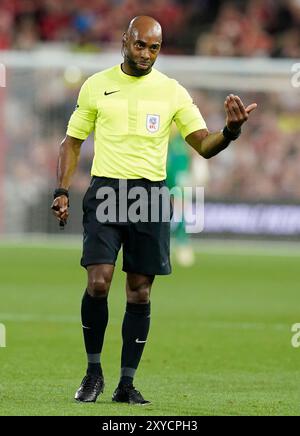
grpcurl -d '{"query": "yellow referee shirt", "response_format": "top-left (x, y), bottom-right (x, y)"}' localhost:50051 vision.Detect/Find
top-left (67, 65), bottom-right (207, 181)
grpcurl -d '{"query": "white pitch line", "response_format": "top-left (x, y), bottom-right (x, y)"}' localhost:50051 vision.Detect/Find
top-left (191, 240), bottom-right (300, 258)
top-left (0, 313), bottom-right (289, 331)
top-left (0, 313), bottom-right (79, 323)
top-left (1, 237), bottom-right (300, 256)
top-left (193, 247), bottom-right (300, 258)
top-left (207, 322), bottom-right (288, 331)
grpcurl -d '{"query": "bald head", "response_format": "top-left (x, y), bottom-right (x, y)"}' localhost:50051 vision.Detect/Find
top-left (126, 16), bottom-right (162, 42)
top-left (122, 16), bottom-right (162, 77)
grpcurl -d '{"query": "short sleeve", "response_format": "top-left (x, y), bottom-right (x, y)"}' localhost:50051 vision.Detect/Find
top-left (66, 79), bottom-right (97, 140)
top-left (173, 83), bottom-right (207, 139)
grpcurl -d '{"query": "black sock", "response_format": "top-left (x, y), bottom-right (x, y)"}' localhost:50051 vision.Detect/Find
top-left (81, 290), bottom-right (108, 376)
top-left (87, 362), bottom-right (102, 376)
top-left (119, 302), bottom-right (151, 386)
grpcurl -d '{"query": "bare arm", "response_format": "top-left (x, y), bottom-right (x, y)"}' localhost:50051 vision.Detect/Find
top-left (51, 135), bottom-right (83, 223)
top-left (57, 135), bottom-right (83, 189)
top-left (186, 94), bottom-right (257, 159)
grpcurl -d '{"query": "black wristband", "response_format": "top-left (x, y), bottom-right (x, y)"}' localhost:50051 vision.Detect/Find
top-left (222, 125), bottom-right (241, 141)
top-left (53, 188), bottom-right (69, 199)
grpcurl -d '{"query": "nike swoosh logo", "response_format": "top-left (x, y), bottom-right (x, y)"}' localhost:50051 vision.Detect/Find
top-left (135, 339), bottom-right (147, 344)
top-left (104, 90), bottom-right (120, 96)
top-left (82, 325), bottom-right (91, 330)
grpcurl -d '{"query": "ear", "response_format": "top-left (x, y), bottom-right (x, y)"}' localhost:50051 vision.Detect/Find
top-left (122, 33), bottom-right (127, 45)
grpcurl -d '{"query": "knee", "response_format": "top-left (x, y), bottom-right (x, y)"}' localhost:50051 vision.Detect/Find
top-left (127, 282), bottom-right (151, 304)
top-left (127, 274), bottom-right (154, 304)
top-left (87, 277), bottom-right (110, 299)
top-left (134, 288), bottom-right (150, 304)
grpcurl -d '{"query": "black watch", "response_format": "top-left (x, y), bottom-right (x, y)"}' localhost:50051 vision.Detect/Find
top-left (222, 125), bottom-right (241, 141)
top-left (53, 188), bottom-right (69, 199)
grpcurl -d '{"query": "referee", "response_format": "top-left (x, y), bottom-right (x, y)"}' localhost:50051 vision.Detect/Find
top-left (52, 16), bottom-right (257, 405)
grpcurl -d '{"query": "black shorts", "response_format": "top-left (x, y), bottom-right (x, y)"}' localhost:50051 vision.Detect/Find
top-left (81, 176), bottom-right (172, 275)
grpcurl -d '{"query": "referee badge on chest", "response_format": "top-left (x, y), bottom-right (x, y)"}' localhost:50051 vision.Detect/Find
top-left (146, 114), bottom-right (160, 133)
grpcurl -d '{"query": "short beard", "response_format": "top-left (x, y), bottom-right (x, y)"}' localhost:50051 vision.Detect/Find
top-left (123, 52), bottom-right (153, 77)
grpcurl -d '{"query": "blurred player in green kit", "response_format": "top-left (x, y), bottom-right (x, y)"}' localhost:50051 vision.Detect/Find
top-left (167, 128), bottom-right (209, 267)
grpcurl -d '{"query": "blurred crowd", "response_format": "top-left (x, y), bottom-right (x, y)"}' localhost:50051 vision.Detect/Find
top-left (193, 90), bottom-right (300, 201)
top-left (0, 0), bottom-right (300, 57)
top-left (2, 0), bottom-right (300, 233)
top-left (4, 70), bottom-right (300, 210)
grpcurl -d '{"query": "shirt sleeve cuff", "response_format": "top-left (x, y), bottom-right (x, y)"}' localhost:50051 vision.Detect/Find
top-left (66, 127), bottom-right (89, 141)
top-left (181, 119), bottom-right (207, 139)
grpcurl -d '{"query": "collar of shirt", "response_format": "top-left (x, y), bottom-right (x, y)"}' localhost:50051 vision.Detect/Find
top-left (117, 64), bottom-right (155, 83)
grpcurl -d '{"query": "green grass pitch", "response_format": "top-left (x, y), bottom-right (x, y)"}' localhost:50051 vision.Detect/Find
top-left (0, 241), bottom-right (300, 416)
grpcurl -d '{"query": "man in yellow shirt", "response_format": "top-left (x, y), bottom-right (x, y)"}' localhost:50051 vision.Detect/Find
top-left (52, 16), bottom-right (257, 405)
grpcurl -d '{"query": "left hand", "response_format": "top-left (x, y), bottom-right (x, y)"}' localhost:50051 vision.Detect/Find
top-left (225, 94), bottom-right (257, 133)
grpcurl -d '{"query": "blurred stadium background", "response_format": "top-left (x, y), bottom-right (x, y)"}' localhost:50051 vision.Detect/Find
top-left (1, 0), bottom-right (300, 237)
top-left (1, 0), bottom-right (300, 416)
